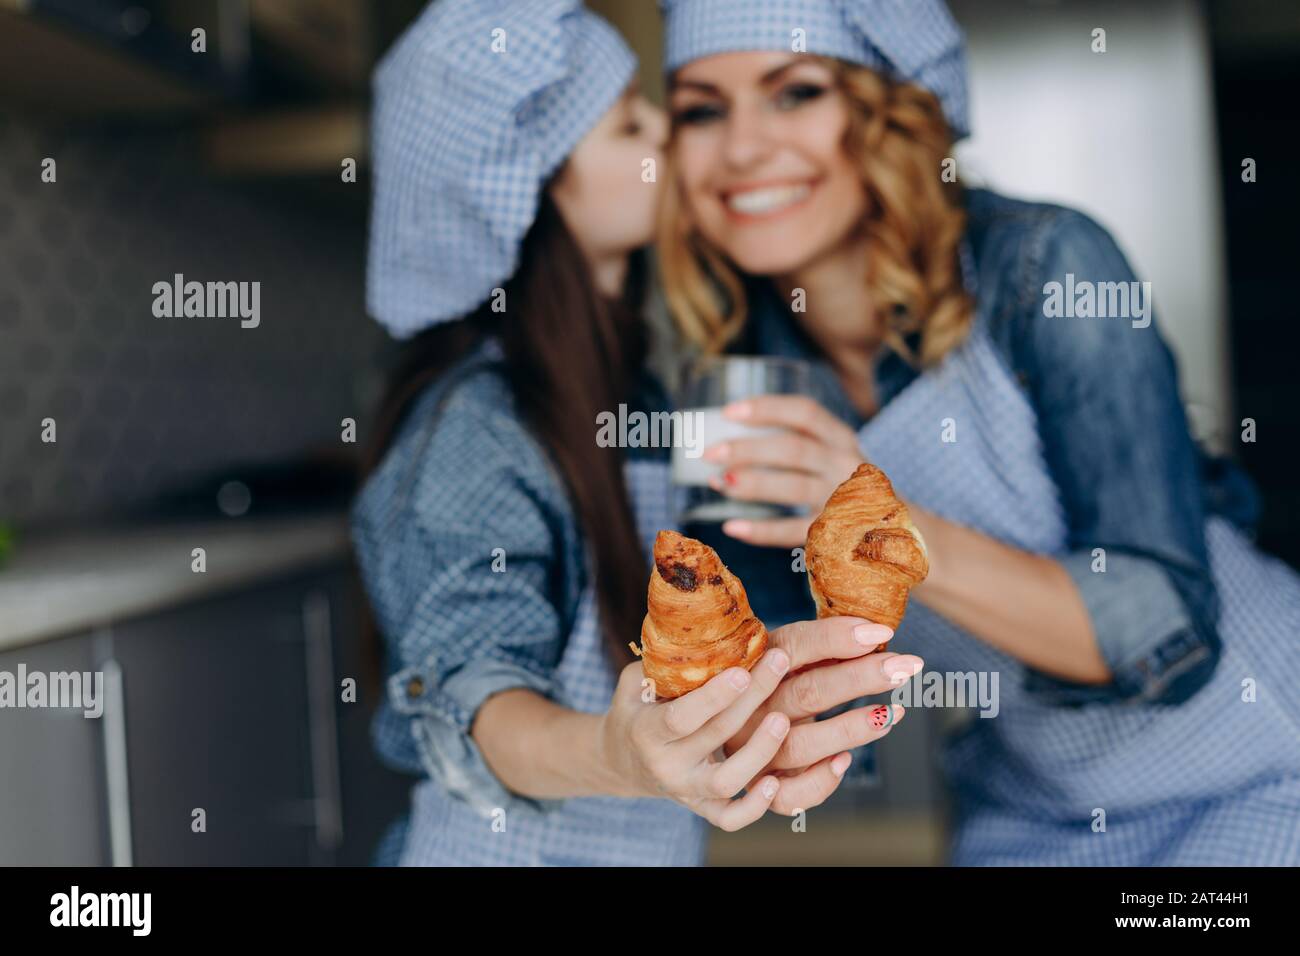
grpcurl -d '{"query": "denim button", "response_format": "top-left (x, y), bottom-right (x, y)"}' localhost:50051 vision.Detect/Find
top-left (406, 676), bottom-right (425, 698)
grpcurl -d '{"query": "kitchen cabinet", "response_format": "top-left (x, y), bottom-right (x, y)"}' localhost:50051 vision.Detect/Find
top-left (0, 633), bottom-right (107, 865)
top-left (106, 575), bottom-right (318, 865)
top-left (0, 536), bottom-right (410, 866)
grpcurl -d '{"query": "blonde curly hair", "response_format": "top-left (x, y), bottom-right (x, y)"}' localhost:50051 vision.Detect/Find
top-left (658, 57), bottom-right (973, 369)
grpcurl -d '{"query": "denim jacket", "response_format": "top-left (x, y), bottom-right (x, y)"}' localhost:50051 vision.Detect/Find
top-left (354, 188), bottom-right (1263, 817)
top-left (352, 339), bottom-right (676, 814)
top-left (690, 186), bottom-right (1261, 707)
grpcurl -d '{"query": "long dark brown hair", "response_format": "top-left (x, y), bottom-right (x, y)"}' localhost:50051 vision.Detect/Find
top-left (361, 192), bottom-right (650, 672)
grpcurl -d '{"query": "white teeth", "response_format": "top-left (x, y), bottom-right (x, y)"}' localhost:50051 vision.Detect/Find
top-left (725, 183), bottom-right (811, 215)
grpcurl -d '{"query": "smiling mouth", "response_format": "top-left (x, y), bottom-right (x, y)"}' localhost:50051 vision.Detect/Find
top-left (723, 181), bottom-right (814, 219)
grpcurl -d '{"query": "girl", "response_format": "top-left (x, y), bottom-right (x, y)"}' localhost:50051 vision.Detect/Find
top-left (352, 0), bottom-right (920, 866)
top-left (657, 0), bottom-right (1300, 864)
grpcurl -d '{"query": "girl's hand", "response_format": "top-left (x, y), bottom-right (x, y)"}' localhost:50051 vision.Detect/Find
top-left (720, 617), bottom-right (923, 814)
top-left (599, 648), bottom-right (795, 832)
top-left (703, 395), bottom-right (865, 549)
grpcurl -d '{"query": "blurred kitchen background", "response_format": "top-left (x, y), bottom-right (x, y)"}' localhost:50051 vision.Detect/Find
top-left (0, 0), bottom-right (1295, 866)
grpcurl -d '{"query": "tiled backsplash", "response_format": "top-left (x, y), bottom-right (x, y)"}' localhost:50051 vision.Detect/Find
top-left (0, 112), bottom-right (383, 528)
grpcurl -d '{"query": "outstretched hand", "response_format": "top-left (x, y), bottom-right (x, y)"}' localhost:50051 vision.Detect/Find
top-left (723, 615), bottom-right (922, 815)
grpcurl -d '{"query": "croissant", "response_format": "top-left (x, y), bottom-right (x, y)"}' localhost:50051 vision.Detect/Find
top-left (639, 530), bottom-right (768, 699)
top-left (805, 463), bottom-right (929, 640)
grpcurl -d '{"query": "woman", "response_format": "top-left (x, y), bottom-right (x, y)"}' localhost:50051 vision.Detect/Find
top-left (352, 0), bottom-right (920, 866)
top-left (657, 0), bottom-right (1300, 864)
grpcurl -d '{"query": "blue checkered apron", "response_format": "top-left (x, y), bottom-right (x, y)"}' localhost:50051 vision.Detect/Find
top-left (398, 458), bottom-right (710, 866)
top-left (859, 313), bottom-right (1300, 865)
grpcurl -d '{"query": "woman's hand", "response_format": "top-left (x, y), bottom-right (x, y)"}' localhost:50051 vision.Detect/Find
top-left (703, 395), bottom-right (865, 548)
top-left (722, 617), bottom-right (922, 814)
top-left (598, 647), bottom-right (796, 831)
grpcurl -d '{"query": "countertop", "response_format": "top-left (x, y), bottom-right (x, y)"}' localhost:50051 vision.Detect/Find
top-left (708, 810), bottom-right (945, 866)
top-left (0, 514), bottom-right (351, 651)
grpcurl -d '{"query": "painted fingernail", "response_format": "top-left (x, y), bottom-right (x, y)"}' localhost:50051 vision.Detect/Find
top-left (703, 443), bottom-right (730, 462)
top-left (725, 401), bottom-right (752, 420)
top-left (831, 752), bottom-right (852, 777)
top-left (723, 470), bottom-right (738, 487)
top-left (766, 648), bottom-right (790, 675)
top-left (764, 712), bottom-right (790, 738)
top-left (727, 669), bottom-right (751, 691)
top-left (869, 704), bottom-right (902, 730)
top-left (854, 623), bottom-right (893, 646)
top-left (761, 777), bottom-right (779, 799)
top-left (885, 656), bottom-right (924, 684)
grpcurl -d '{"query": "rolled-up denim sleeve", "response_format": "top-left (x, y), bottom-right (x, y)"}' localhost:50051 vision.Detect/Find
top-left (387, 644), bottom-right (564, 819)
top-left (355, 394), bottom-right (578, 817)
top-left (1012, 209), bottom-right (1221, 705)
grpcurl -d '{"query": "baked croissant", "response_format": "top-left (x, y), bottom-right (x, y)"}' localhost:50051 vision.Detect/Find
top-left (805, 463), bottom-right (929, 637)
top-left (639, 530), bottom-right (768, 699)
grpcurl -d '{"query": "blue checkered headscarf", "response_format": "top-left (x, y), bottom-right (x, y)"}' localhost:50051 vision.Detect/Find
top-left (368, 0), bottom-right (637, 337)
top-left (660, 0), bottom-right (969, 140)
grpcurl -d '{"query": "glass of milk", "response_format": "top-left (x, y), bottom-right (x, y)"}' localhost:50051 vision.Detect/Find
top-left (671, 356), bottom-right (814, 523)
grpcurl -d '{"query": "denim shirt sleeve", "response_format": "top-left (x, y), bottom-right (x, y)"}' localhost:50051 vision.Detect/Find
top-left (354, 374), bottom-right (578, 818)
top-left (1004, 209), bottom-right (1221, 705)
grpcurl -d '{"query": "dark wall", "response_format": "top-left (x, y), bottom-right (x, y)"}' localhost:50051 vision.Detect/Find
top-left (0, 113), bottom-right (381, 530)
top-left (1210, 4), bottom-right (1300, 569)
